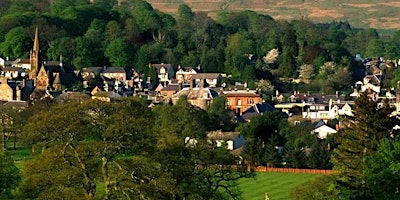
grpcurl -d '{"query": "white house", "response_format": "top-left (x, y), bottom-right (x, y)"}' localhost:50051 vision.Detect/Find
top-left (207, 131), bottom-right (246, 150)
top-left (311, 120), bottom-right (337, 139)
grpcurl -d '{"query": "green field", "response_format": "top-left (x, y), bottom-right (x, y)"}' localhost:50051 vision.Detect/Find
top-left (9, 146), bottom-right (320, 200)
top-left (239, 172), bottom-right (320, 200)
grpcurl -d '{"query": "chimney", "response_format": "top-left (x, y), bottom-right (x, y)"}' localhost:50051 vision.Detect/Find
top-left (200, 78), bottom-right (206, 88)
top-left (336, 91), bottom-right (338, 98)
top-left (178, 82), bottom-right (183, 91)
top-left (190, 79), bottom-right (195, 89)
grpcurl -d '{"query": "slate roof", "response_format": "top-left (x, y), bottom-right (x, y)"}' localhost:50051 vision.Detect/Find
top-left (2, 67), bottom-right (23, 72)
top-left (81, 67), bottom-right (104, 73)
top-left (313, 120), bottom-right (325, 129)
top-left (161, 84), bottom-right (180, 91)
top-left (241, 102), bottom-right (275, 121)
top-left (207, 131), bottom-right (246, 149)
top-left (103, 67), bottom-right (126, 73)
top-left (12, 59), bottom-right (30, 64)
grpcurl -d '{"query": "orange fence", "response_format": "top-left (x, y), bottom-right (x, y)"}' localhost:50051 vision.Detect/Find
top-left (255, 166), bottom-right (337, 174)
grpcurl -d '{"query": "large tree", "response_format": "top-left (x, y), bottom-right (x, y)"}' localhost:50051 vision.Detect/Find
top-left (0, 153), bottom-right (20, 199)
top-left (331, 93), bottom-right (400, 199)
top-left (22, 98), bottom-right (155, 199)
top-left (364, 138), bottom-right (400, 199)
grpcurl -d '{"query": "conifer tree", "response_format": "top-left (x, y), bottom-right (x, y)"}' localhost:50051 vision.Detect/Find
top-left (331, 93), bottom-right (400, 199)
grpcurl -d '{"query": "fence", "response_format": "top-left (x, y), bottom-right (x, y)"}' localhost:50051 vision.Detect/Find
top-left (255, 166), bottom-right (337, 175)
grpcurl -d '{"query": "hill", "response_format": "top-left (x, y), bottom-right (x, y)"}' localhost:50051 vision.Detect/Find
top-left (145, 0), bottom-right (400, 30)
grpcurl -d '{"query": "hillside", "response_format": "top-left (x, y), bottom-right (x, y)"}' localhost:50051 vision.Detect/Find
top-left (145, 0), bottom-right (400, 30)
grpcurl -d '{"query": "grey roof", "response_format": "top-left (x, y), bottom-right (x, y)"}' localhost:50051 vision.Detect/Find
top-left (313, 120), bottom-right (325, 129)
top-left (241, 102), bottom-right (275, 120)
top-left (82, 67), bottom-right (104, 73)
top-left (2, 67), bottom-right (23, 72)
top-left (207, 131), bottom-right (246, 149)
top-left (161, 84), bottom-right (180, 91)
top-left (103, 67), bottom-right (126, 73)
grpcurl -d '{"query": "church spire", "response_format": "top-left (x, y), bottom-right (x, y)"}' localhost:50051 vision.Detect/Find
top-left (29, 26), bottom-right (40, 80)
top-left (33, 26), bottom-right (39, 54)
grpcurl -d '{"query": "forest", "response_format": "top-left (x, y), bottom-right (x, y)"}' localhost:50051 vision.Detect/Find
top-left (2, 0), bottom-right (400, 94)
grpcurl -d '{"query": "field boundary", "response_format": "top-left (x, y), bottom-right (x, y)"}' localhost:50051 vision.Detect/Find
top-left (255, 166), bottom-right (337, 174)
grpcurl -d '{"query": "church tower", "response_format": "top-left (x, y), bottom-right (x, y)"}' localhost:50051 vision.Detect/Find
top-left (29, 26), bottom-right (39, 80)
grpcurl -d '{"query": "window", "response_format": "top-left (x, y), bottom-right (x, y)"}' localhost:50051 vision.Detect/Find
top-left (237, 99), bottom-right (242, 106)
top-left (247, 98), bottom-right (254, 105)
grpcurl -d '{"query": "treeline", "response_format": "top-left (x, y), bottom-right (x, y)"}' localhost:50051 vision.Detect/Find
top-left (0, 96), bottom-right (252, 199)
top-left (2, 0), bottom-right (400, 93)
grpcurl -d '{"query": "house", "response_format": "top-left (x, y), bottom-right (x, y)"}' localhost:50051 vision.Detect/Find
top-left (241, 102), bottom-right (275, 122)
top-left (0, 57), bottom-right (12, 67)
top-left (91, 91), bottom-right (121, 102)
top-left (101, 67), bottom-right (127, 82)
top-left (1, 67), bottom-right (26, 79)
top-left (175, 66), bottom-right (199, 83)
top-left (11, 59), bottom-right (31, 70)
top-left (311, 120), bottom-right (338, 139)
top-left (155, 83), bottom-right (186, 103)
top-left (81, 67), bottom-right (104, 79)
top-left (171, 79), bottom-right (218, 109)
top-left (0, 78), bottom-right (32, 101)
top-left (150, 63), bottom-right (175, 84)
top-left (223, 89), bottom-right (262, 115)
top-left (55, 91), bottom-right (91, 104)
top-left (191, 73), bottom-right (221, 88)
top-left (207, 130), bottom-right (246, 151)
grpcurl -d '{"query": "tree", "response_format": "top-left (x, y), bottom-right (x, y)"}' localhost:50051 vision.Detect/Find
top-left (236, 110), bottom-right (285, 165)
top-left (0, 26), bottom-right (28, 58)
top-left (22, 98), bottom-right (155, 199)
top-left (224, 32), bottom-right (254, 80)
top-left (289, 175), bottom-right (337, 200)
top-left (263, 48), bottom-right (279, 65)
top-left (365, 39), bottom-right (385, 58)
top-left (264, 135), bottom-right (282, 167)
top-left (298, 64), bottom-right (315, 83)
top-left (47, 37), bottom-right (75, 64)
top-left (0, 153), bottom-right (21, 199)
top-left (105, 38), bottom-right (133, 67)
top-left (278, 22), bottom-right (298, 78)
top-left (364, 139), bottom-right (400, 199)
top-left (206, 96), bottom-right (233, 131)
top-left (331, 93), bottom-right (400, 199)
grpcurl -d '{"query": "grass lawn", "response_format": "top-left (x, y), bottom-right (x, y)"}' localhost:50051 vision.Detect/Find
top-left (239, 172), bottom-right (320, 200)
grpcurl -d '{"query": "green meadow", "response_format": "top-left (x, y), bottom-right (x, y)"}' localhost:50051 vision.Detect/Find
top-left (239, 172), bottom-right (320, 200)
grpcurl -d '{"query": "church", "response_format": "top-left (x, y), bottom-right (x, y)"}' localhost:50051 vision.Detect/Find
top-left (0, 26), bottom-right (79, 104)
top-left (28, 26), bottom-right (79, 91)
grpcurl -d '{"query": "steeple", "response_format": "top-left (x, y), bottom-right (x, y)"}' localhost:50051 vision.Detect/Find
top-left (29, 26), bottom-right (40, 79)
top-left (33, 26), bottom-right (39, 55)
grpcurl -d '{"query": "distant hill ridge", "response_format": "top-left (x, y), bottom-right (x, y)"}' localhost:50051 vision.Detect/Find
top-left (144, 0), bottom-right (400, 30)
